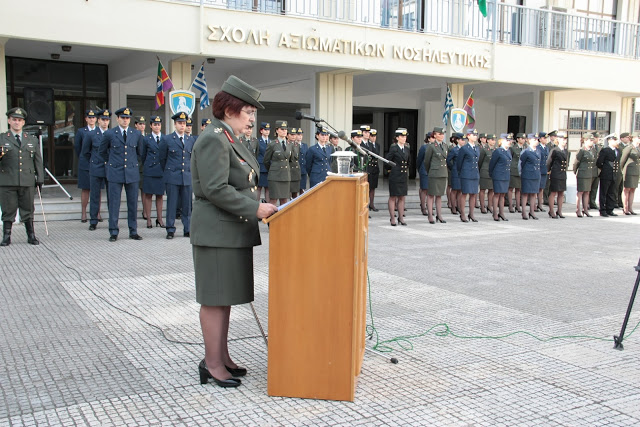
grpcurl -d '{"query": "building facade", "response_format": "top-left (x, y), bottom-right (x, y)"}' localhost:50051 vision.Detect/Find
top-left (1, 0), bottom-right (640, 181)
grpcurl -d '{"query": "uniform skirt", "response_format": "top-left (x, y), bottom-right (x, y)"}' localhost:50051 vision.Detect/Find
top-left (389, 179), bottom-right (408, 197)
top-left (624, 174), bottom-right (639, 188)
top-left (419, 173), bottom-right (429, 190)
top-left (259, 172), bottom-right (269, 187)
top-left (193, 246), bottom-right (254, 306)
top-left (428, 177), bottom-right (446, 196)
top-left (368, 172), bottom-right (379, 189)
top-left (521, 177), bottom-right (541, 194)
top-left (493, 179), bottom-right (509, 194)
top-left (460, 178), bottom-right (479, 195)
top-left (450, 173), bottom-right (461, 191)
top-left (143, 175), bottom-right (164, 196)
top-left (539, 174), bottom-right (548, 190)
top-left (479, 177), bottom-right (493, 190)
top-left (577, 177), bottom-right (593, 192)
top-left (549, 178), bottom-right (566, 192)
top-left (509, 175), bottom-right (521, 189)
top-left (269, 180), bottom-right (289, 199)
top-left (77, 169), bottom-right (90, 190)
top-left (289, 180), bottom-right (300, 193)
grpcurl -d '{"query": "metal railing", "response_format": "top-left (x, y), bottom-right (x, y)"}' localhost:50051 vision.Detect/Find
top-left (167, 0), bottom-right (640, 59)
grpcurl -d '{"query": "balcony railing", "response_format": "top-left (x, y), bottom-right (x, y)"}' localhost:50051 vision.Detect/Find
top-left (171, 0), bottom-right (640, 59)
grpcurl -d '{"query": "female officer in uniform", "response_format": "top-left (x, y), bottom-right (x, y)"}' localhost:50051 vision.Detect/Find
top-left (455, 130), bottom-right (480, 222)
top-left (519, 136), bottom-right (541, 220)
top-left (447, 133), bottom-right (464, 214)
top-left (508, 133), bottom-right (526, 213)
top-left (191, 76), bottom-right (278, 388)
top-left (478, 134), bottom-right (496, 214)
top-left (385, 128), bottom-right (410, 226)
top-left (141, 116), bottom-right (165, 228)
top-left (573, 134), bottom-right (596, 217)
top-left (620, 135), bottom-right (640, 215)
top-left (424, 127), bottom-right (448, 224)
top-left (264, 120), bottom-right (291, 206)
top-left (547, 134), bottom-right (570, 218)
top-left (489, 138), bottom-right (512, 221)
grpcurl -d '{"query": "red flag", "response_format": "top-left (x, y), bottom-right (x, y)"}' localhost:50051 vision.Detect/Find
top-left (155, 61), bottom-right (173, 110)
top-left (463, 90), bottom-right (476, 128)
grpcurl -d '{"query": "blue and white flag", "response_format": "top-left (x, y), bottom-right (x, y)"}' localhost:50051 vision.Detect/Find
top-left (443, 85), bottom-right (454, 126)
top-left (191, 64), bottom-right (210, 110)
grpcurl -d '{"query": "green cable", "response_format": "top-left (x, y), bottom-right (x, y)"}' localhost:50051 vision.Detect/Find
top-left (366, 271), bottom-right (640, 353)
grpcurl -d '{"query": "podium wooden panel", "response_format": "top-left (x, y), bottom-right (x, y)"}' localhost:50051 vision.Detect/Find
top-left (263, 175), bottom-right (369, 401)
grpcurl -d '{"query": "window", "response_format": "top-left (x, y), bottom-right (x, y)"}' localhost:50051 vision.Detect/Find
top-left (559, 109), bottom-right (611, 151)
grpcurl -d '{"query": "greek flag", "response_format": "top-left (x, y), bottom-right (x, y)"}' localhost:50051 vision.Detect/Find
top-left (443, 85), bottom-right (454, 126)
top-left (191, 64), bottom-right (210, 110)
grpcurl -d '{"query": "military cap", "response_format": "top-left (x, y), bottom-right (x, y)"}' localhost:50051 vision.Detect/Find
top-left (487, 134), bottom-right (497, 139)
top-left (259, 122), bottom-right (270, 130)
top-left (592, 131), bottom-right (600, 138)
top-left (287, 127), bottom-right (297, 134)
top-left (515, 132), bottom-right (527, 139)
top-left (538, 132), bottom-right (547, 138)
top-left (171, 112), bottom-right (188, 122)
top-left (220, 75), bottom-right (264, 109)
top-left (115, 107), bottom-right (132, 118)
top-left (316, 126), bottom-right (329, 135)
top-left (478, 133), bottom-right (487, 138)
top-left (134, 116), bottom-right (146, 124)
top-left (149, 115), bottom-right (162, 123)
top-left (360, 125), bottom-right (371, 132)
top-left (298, 128), bottom-right (304, 134)
top-left (466, 128), bottom-right (478, 135)
top-left (6, 107), bottom-right (27, 119)
top-left (202, 118), bottom-right (212, 126)
top-left (530, 133), bottom-right (539, 139)
top-left (275, 120), bottom-right (287, 129)
top-left (557, 131), bottom-right (567, 138)
top-left (506, 133), bottom-right (514, 139)
top-left (620, 132), bottom-right (631, 138)
top-left (432, 126), bottom-right (445, 134)
top-left (608, 133), bottom-right (619, 140)
top-left (452, 132), bottom-right (464, 139)
top-left (85, 109), bottom-right (97, 118)
top-left (424, 132), bottom-right (433, 142)
top-left (547, 130), bottom-right (557, 137)
top-left (351, 129), bottom-right (363, 137)
top-left (395, 128), bottom-right (408, 136)
top-left (582, 132), bottom-right (593, 139)
top-left (186, 117), bottom-right (193, 125)
top-left (97, 109), bottom-right (112, 119)
top-left (370, 129), bottom-right (377, 136)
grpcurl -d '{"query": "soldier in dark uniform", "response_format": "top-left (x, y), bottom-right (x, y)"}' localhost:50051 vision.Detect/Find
top-left (185, 117), bottom-right (194, 138)
top-left (446, 133), bottom-right (463, 214)
top-left (160, 112), bottom-right (194, 239)
top-left (620, 135), bottom-right (639, 215)
top-left (135, 116), bottom-right (147, 218)
top-left (385, 128), bottom-right (409, 226)
top-left (478, 134), bottom-right (496, 214)
top-left (547, 134), bottom-right (570, 218)
top-left (306, 127), bottom-right (332, 187)
top-left (423, 127), bottom-right (448, 224)
top-left (588, 132), bottom-right (602, 209)
top-left (535, 132), bottom-right (549, 213)
top-left (288, 127), bottom-right (301, 199)
top-left (75, 109), bottom-right (97, 223)
top-left (616, 132), bottom-right (631, 208)
top-left (508, 133), bottom-right (526, 213)
top-left (489, 137), bottom-right (512, 221)
top-left (346, 129), bottom-right (368, 172)
top-left (0, 107), bottom-right (44, 246)
top-left (201, 118), bottom-right (211, 132)
top-left (597, 136), bottom-right (621, 216)
top-left (519, 136), bottom-right (541, 220)
top-left (329, 132), bottom-right (342, 173)
top-left (367, 128), bottom-right (381, 211)
top-left (141, 115), bottom-right (165, 229)
top-left (297, 128), bottom-right (309, 194)
top-left (99, 107), bottom-right (143, 242)
top-left (417, 132), bottom-right (433, 216)
top-left (544, 130), bottom-right (558, 205)
top-left (264, 120), bottom-right (291, 205)
top-left (573, 133), bottom-right (596, 217)
top-left (82, 108), bottom-right (110, 230)
top-left (256, 122), bottom-right (270, 201)
top-left (456, 129), bottom-right (480, 222)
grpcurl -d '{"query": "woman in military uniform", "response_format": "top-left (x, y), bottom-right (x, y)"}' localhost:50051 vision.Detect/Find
top-left (455, 131), bottom-right (480, 222)
top-left (416, 132), bottom-right (432, 216)
top-left (447, 134), bottom-right (464, 215)
top-left (424, 127), bottom-right (448, 224)
top-left (508, 134), bottom-right (526, 213)
top-left (573, 134), bottom-right (596, 217)
top-left (385, 128), bottom-right (410, 226)
top-left (547, 135), bottom-right (570, 218)
top-left (489, 138), bottom-right (512, 221)
top-left (263, 120), bottom-right (291, 205)
top-left (346, 129), bottom-right (368, 172)
top-left (478, 134), bottom-right (496, 214)
top-left (141, 116), bottom-right (165, 228)
top-left (620, 135), bottom-right (640, 215)
top-left (191, 76), bottom-right (278, 388)
top-left (519, 137), bottom-right (541, 220)
top-left (287, 128), bottom-right (301, 199)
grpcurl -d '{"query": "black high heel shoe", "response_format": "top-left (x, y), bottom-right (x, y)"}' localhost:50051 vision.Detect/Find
top-left (398, 219), bottom-right (407, 226)
top-left (460, 214), bottom-right (468, 223)
top-left (528, 213), bottom-right (538, 220)
top-left (548, 211), bottom-right (557, 219)
top-left (576, 210), bottom-right (583, 218)
top-left (428, 218), bottom-right (435, 224)
top-left (421, 208), bottom-right (429, 216)
top-left (436, 216), bottom-right (446, 223)
top-left (493, 216), bottom-right (500, 221)
top-left (156, 219), bottom-right (165, 228)
top-left (147, 220), bottom-right (153, 229)
top-left (557, 213), bottom-right (565, 218)
top-left (199, 360), bottom-right (241, 387)
top-left (498, 214), bottom-right (508, 221)
top-left (468, 216), bottom-right (478, 222)
top-left (389, 218), bottom-right (397, 226)
top-left (583, 210), bottom-right (592, 217)
top-left (226, 365), bottom-right (247, 377)
top-left (487, 207), bottom-right (492, 214)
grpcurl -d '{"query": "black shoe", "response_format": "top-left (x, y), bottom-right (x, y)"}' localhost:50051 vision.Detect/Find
top-left (370, 206), bottom-right (379, 212)
top-left (460, 215), bottom-right (468, 223)
top-left (469, 216), bottom-right (478, 222)
top-left (528, 213), bottom-right (538, 220)
top-left (98, 217), bottom-right (104, 222)
top-left (399, 220), bottom-right (407, 226)
top-left (498, 214), bottom-right (508, 221)
top-left (631, 211), bottom-right (638, 215)
top-left (166, 232), bottom-right (174, 239)
top-left (389, 218), bottom-right (397, 227)
top-left (557, 213), bottom-right (565, 218)
top-left (436, 216), bottom-right (447, 223)
top-left (537, 207), bottom-right (546, 212)
top-left (147, 222), bottom-right (153, 229)
top-left (608, 212), bottom-right (618, 216)
top-left (1, 221), bottom-right (12, 247)
top-left (226, 365), bottom-right (247, 377)
top-left (600, 212), bottom-right (609, 217)
top-left (142, 214), bottom-right (147, 220)
top-left (81, 218), bottom-right (88, 223)
top-left (156, 219), bottom-right (165, 228)
top-left (494, 216), bottom-right (500, 221)
top-left (109, 235), bottom-right (118, 242)
top-left (89, 224), bottom-right (97, 231)
top-left (129, 234), bottom-right (143, 240)
top-left (176, 214), bottom-right (182, 220)
top-left (184, 232), bottom-right (190, 237)
top-left (199, 360), bottom-right (241, 387)
top-left (25, 221), bottom-right (39, 245)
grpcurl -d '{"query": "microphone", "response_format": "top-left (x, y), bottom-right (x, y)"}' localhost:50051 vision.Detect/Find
top-left (338, 131), bottom-right (368, 156)
top-left (295, 111), bottom-right (322, 123)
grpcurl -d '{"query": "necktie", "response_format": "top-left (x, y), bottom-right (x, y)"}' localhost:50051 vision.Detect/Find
top-left (180, 136), bottom-right (184, 147)
top-left (322, 145), bottom-right (326, 154)
top-left (123, 129), bottom-right (127, 142)
top-left (156, 136), bottom-right (160, 143)
top-left (15, 134), bottom-right (21, 145)
top-left (282, 141), bottom-right (286, 151)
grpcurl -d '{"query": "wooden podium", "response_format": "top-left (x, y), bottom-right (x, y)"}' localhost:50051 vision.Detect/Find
top-left (263, 174), bottom-right (369, 401)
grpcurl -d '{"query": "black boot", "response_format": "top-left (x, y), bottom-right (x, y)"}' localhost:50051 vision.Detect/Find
top-left (1, 221), bottom-right (11, 246)
top-left (25, 221), bottom-right (39, 245)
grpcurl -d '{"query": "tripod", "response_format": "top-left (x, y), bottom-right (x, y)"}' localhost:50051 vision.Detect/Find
top-left (613, 257), bottom-right (640, 350)
top-left (36, 127), bottom-right (73, 200)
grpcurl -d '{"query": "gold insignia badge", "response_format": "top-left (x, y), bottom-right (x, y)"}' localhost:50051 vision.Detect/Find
top-left (179, 112), bottom-right (186, 119)
top-left (103, 110), bottom-right (110, 116)
top-left (140, 116), bottom-right (145, 121)
top-left (88, 110), bottom-right (95, 115)
top-left (248, 170), bottom-right (253, 181)
top-left (206, 119), bottom-right (211, 124)
top-left (282, 121), bottom-right (287, 127)
top-left (213, 127), bottom-right (222, 133)
top-left (124, 108), bottom-right (130, 115)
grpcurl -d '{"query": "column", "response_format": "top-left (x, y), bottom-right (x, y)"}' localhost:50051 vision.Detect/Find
top-left (620, 97), bottom-right (634, 133)
top-left (0, 38), bottom-right (8, 131)
top-left (538, 90), bottom-right (555, 133)
top-left (315, 71), bottom-right (354, 148)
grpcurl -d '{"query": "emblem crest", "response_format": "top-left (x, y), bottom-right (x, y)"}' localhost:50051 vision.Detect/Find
top-left (213, 127), bottom-right (222, 133)
top-left (170, 90), bottom-right (196, 117)
top-left (450, 108), bottom-right (467, 133)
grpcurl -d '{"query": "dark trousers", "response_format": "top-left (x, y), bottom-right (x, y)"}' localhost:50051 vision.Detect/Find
top-left (108, 181), bottom-right (138, 236)
top-left (89, 175), bottom-right (108, 225)
top-left (589, 175), bottom-right (599, 207)
top-left (0, 186), bottom-right (35, 222)
top-left (616, 174), bottom-right (624, 206)
top-left (165, 183), bottom-right (191, 234)
top-left (599, 178), bottom-right (617, 214)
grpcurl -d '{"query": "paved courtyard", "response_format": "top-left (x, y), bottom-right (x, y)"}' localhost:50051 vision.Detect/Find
top-left (1, 189), bottom-right (640, 426)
